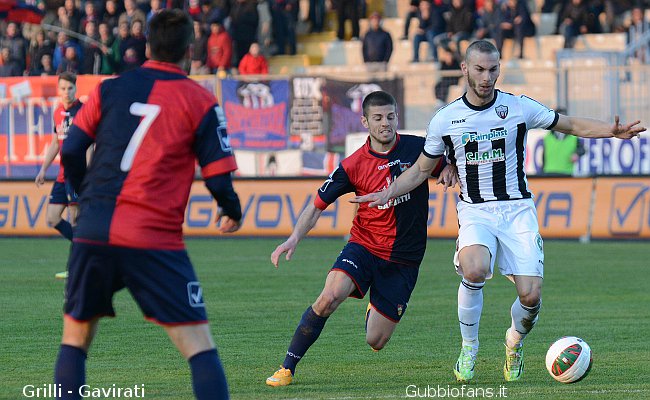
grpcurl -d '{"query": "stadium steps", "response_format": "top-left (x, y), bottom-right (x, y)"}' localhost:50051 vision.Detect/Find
top-left (268, 54), bottom-right (310, 74)
top-left (297, 31), bottom-right (337, 43)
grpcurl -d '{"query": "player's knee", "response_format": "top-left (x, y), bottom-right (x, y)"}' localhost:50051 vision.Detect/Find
top-left (458, 259), bottom-right (489, 283)
top-left (519, 291), bottom-right (541, 308)
top-left (313, 292), bottom-right (344, 316)
top-left (462, 268), bottom-right (488, 283)
top-left (366, 333), bottom-right (390, 351)
top-left (46, 215), bottom-right (62, 228)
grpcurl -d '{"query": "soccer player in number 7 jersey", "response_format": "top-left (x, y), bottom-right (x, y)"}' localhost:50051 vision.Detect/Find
top-left (353, 40), bottom-right (645, 383)
top-left (55, 10), bottom-right (241, 400)
top-left (266, 91), bottom-right (458, 387)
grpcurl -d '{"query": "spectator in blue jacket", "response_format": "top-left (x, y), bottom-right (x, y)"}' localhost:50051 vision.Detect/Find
top-left (52, 32), bottom-right (83, 72)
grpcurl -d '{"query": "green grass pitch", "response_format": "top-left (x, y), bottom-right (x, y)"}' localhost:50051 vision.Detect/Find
top-left (1, 238), bottom-right (649, 399)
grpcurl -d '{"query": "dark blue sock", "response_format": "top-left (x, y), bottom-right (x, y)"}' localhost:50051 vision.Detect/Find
top-left (54, 220), bottom-right (73, 241)
top-left (54, 344), bottom-right (86, 400)
top-left (189, 349), bottom-right (229, 400)
top-left (283, 306), bottom-right (328, 375)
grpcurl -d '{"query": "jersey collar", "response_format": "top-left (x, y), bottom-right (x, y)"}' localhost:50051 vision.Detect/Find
top-left (142, 60), bottom-right (187, 76)
top-left (62, 99), bottom-right (81, 110)
top-left (366, 133), bottom-right (400, 158)
top-left (462, 89), bottom-right (499, 111)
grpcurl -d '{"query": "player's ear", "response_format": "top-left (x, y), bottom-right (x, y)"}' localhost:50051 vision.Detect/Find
top-left (145, 43), bottom-right (150, 60)
top-left (361, 115), bottom-right (369, 128)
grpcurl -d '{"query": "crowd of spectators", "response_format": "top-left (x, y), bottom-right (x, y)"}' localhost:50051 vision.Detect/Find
top-left (1, 0), bottom-right (650, 78)
top-left (401, 0), bottom-right (649, 63)
top-left (0, 0), bottom-right (283, 77)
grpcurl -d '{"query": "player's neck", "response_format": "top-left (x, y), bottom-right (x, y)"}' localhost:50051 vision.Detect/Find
top-left (465, 89), bottom-right (495, 108)
top-left (61, 99), bottom-right (76, 109)
top-left (369, 137), bottom-right (397, 153)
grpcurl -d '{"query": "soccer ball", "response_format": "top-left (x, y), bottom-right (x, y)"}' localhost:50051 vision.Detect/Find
top-left (545, 336), bottom-right (593, 383)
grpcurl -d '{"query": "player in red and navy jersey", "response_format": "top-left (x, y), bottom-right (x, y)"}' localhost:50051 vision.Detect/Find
top-left (55, 10), bottom-right (240, 400)
top-left (266, 91), bottom-right (458, 387)
top-left (35, 72), bottom-right (83, 244)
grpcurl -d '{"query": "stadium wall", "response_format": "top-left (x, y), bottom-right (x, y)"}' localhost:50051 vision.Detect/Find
top-left (1, 177), bottom-right (648, 240)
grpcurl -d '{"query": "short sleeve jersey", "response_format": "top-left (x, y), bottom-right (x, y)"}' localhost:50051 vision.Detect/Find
top-left (315, 134), bottom-right (432, 266)
top-left (424, 90), bottom-right (558, 203)
top-left (53, 100), bottom-right (82, 183)
top-left (67, 61), bottom-right (237, 250)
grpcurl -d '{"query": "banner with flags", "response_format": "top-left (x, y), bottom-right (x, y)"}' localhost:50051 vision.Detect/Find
top-left (323, 77), bottom-right (405, 151)
top-left (221, 78), bottom-right (290, 150)
top-left (301, 151), bottom-right (340, 176)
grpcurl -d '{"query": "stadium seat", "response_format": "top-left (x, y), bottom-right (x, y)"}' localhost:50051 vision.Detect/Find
top-left (392, 39), bottom-right (433, 65)
top-left (574, 33), bottom-right (627, 52)
top-left (538, 35), bottom-right (565, 61)
top-left (531, 13), bottom-right (558, 36)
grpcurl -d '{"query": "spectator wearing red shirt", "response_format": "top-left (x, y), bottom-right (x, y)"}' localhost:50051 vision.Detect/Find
top-left (206, 20), bottom-right (233, 73)
top-left (238, 43), bottom-right (268, 74)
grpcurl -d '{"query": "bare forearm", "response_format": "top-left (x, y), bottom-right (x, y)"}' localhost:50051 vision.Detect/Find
top-left (40, 141), bottom-right (60, 173)
top-left (556, 116), bottom-right (614, 138)
top-left (289, 203), bottom-right (323, 243)
top-left (386, 156), bottom-right (439, 198)
top-left (553, 113), bottom-right (645, 141)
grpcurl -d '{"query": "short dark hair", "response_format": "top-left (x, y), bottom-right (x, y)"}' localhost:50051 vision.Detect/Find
top-left (465, 40), bottom-right (500, 61)
top-left (147, 9), bottom-right (194, 63)
top-left (58, 72), bottom-right (77, 85)
top-left (362, 91), bottom-right (397, 117)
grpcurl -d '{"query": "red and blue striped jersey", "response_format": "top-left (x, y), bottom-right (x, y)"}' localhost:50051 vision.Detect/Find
top-left (53, 100), bottom-right (82, 183)
top-left (315, 134), bottom-right (438, 266)
top-left (65, 60), bottom-right (237, 250)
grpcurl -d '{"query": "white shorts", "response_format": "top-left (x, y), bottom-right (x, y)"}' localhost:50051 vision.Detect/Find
top-left (454, 198), bottom-right (544, 279)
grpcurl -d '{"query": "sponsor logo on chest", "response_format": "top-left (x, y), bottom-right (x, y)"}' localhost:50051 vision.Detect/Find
top-left (461, 127), bottom-right (508, 145)
top-left (378, 159), bottom-right (401, 170)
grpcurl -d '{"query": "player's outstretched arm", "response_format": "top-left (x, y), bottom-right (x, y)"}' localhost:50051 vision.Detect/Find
top-left (271, 202), bottom-right (323, 268)
top-left (35, 135), bottom-right (60, 187)
top-left (351, 153), bottom-right (442, 207)
top-left (554, 114), bottom-right (646, 139)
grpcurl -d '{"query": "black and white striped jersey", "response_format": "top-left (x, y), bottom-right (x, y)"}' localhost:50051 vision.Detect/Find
top-left (424, 90), bottom-right (559, 203)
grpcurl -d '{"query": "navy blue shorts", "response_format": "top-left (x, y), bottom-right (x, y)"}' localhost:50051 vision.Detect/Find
top-left (331, 242), bottom-right (420, 322)
top-left (49, 181), bottom-right (78, 205)
top-left (65, 242), bottom-right (208, 325)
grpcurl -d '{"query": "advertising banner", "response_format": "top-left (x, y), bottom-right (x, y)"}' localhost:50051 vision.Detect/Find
top-left (528, 178), bottom-right (592, 238)
top-left (526, 129), bottom-right (650, 176)
top-left (0, 177), bottom-right (609, 239)
top-left (591, 177), bottom-right (650, 239)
